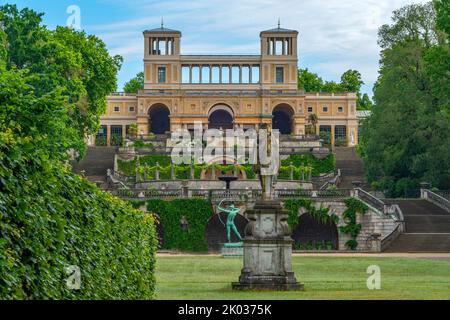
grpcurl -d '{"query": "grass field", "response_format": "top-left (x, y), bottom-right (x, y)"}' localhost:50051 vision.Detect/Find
top-left (155, 256), bottom-right (450, 300)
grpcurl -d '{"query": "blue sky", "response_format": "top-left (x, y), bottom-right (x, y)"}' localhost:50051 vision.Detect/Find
top-left (5, 0), bottom-right (428, 96)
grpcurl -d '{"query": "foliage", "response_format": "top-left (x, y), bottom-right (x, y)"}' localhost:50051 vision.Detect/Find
top-left (298, 68), bottom-right (324, 92)
top-left (117, 154), bottom-right (335, 180)
top-left (0, 127), bottom-right (157, 299)
top-left (133, 140), bottom-right (154, 149)
top-left (319, 131), bottom-right (332, 146)
top-left (339, 198), bottom-right (368, 250)
top-left (281, 154), bottom-right (336, 177)
top-left (298, 68), bottom-right (373, 110)
top-left (307, 113), bottom-right (318, 134)
top-left (95, 136), bottom-right (107, 147)
top-left (128, 123), bottom-right (138, 135)
top-left (0, 4), bottom-right (122, 159)
top-left (284, 199), bottom-right (339, 231)
top-left (335, 138), bottom-right (348, 147)
top-left (360, 1), bottom-right (450, 196)
top-left (0, 8), bottom-right (156, 299)
top-left (123, 72), bottom-right (144, 93)
top-left (146, 199), bottom-right (214, 252)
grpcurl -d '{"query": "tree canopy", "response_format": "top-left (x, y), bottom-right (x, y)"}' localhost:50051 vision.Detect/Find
top-left (0, 5), bottom-right (157, 299)
top-left (298, 68), bottom-right (373, 110)
top-left (360, 1), bottom-right (450, 196)
top-left (123, 71), bottom-right (144, 93)
top-left (0, 4), bottom-right (122, 159)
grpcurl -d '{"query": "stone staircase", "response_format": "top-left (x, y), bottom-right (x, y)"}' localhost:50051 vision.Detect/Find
top-left (383, 200), bottom-right (450, 252)
top-left (72, 147), bottom-right (117, 177)
top-left (335, 147), bottom-right (368, 189)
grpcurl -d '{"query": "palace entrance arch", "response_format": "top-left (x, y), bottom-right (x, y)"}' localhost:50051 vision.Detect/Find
top-left (208, 104), bottom-right (234, 130)
top-left (148, 104), bottom-right (170, 134)
top-left (272, 104), bottom-right (294, 135)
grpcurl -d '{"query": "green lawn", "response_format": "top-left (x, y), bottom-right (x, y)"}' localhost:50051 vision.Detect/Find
top-left (155, 256), bottom-right (450, 300)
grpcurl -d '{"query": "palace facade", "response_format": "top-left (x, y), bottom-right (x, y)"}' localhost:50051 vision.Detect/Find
top-left (96, 24), bottom-right (359, 146)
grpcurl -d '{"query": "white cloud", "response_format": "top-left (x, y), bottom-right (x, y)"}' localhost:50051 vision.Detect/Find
top-left (91, 0), bottom-right (430, 94)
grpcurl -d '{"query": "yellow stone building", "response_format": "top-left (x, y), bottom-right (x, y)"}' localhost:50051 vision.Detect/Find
top-left (97, 24), bottom-right (359, 146)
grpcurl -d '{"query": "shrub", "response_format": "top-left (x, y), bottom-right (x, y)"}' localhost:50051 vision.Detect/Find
top-left (0, 131), bottom-right (157, 299)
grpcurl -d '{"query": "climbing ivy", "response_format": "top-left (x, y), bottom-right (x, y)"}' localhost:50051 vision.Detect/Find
top-left (0, 131), bottom-right (158, 299)
top-left (146, 199), bottom-right (214, 252)
top-left (283, 199), bottom-right (339, 230)
top-left (339, 198), bottom-right (368, 250)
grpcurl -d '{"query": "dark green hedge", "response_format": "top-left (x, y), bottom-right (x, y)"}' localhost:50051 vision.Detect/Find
top-left (0, 131), bottom-right (157, 299)
top-left (146, 199), bottom-right (214, 252)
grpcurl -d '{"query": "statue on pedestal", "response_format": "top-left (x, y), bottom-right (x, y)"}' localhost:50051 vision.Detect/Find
top-left (232, 123), bottom-right (303, 291)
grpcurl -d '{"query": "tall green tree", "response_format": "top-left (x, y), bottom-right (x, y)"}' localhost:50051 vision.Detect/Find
top-left (361, 1), bottom-right (450, 196)
top-left (298, 67), bottom-right (373, 110)
top-left (124, 71), bottom-right (144, 93)
top-left (298, 68), bottom-right (323, 92)
top-left (434, 0), bottom-right (450, 40)
top-left (340, 70), bottom-right (364, 92)
top-left (0, 4), bottom-right (122, 158)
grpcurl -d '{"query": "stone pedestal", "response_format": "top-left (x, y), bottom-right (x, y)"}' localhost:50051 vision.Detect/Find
top-left (232, 200), bottom-right (303, 291)
top-left (221, 245), bottom-right (243, 258)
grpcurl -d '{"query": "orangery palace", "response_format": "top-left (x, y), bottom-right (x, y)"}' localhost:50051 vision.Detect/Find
top-left (92, 23), bottom-right (362, 146)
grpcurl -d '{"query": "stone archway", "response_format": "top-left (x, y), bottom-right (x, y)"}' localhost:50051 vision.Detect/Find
top-left (204, 212), bottom-right (248, 252)
top-left (149, 103), bottom-right (170, 134)
top-left (291, 213), bottom-right (339, 250)
top-left (272, 104), bottom-right (294, 135)
top-left (208, 104), bottom-right (234, 130)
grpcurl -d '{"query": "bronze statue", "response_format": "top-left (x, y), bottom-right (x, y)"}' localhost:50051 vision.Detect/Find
top-left (217, 200), bottom-right (243, 244)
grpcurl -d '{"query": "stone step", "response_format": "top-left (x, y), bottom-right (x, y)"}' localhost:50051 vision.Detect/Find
top-left (72, 147), bottom-right (116, 176)
top-left (384, 233), bottom-right (450, 252)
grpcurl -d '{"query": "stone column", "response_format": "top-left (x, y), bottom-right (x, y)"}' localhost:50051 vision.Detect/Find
top-left (122, 125), bottom-right (127, 140)
top-left (290, 162), bottom-right (294, 180)
top-left (190, 163), bottom-right (194, 180)
top-left (106, 125), bottom-right (111, 147)
top-left (211, 163), bottom-right (216, 180)
top-left (331, 125), bottom-right (335, 147)
top-left (171, 162), bottom-right (175, 180)
top-left (155, 162), bottom-right (160, 181)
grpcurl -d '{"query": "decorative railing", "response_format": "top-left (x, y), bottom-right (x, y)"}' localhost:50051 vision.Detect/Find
top-left (354, 188), bottom-right (404, 221)
top-left (111, 187), bottom-right (355, 201)
top-left (113, 170), bottom-right (136, 185)
top-left (319, 169), bottom-right (341, 190)
top-left (434, 190), bottom-right (450, 201)
top-left (422, 189), bottom-right (450, 213)
top-left (275, 189), bottom-right (313, 199)
top-left (354, 188), bottom-right (385, 213)
top-left (113, 188), bottom-right (182, 199)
